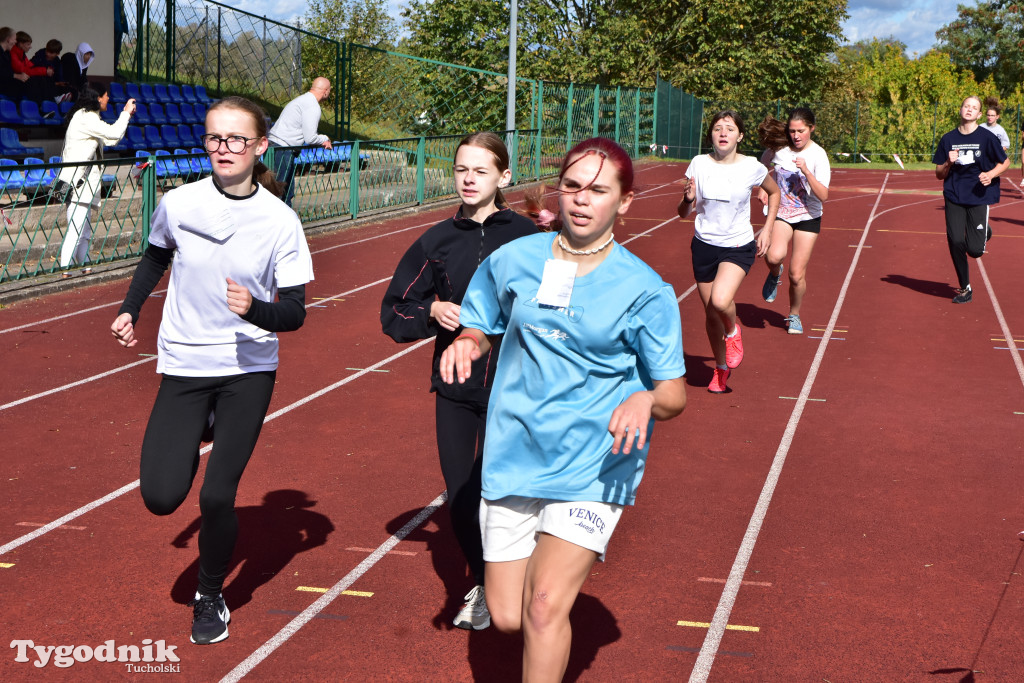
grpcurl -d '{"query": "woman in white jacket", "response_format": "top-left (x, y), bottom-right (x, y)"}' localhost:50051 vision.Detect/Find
top-left (56, 83), bottom-right (135, 275)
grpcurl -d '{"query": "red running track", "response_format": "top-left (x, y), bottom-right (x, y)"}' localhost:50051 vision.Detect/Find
top-left (1, 162), bottom-right (1022, 681)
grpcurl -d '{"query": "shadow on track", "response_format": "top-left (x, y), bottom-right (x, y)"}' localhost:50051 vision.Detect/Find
top-left (169, 489), bottom-right (334, 608)
top-left (926, 541), bottom-right (1024, 682)
top-left (881, 274), bottom-right (956, 299)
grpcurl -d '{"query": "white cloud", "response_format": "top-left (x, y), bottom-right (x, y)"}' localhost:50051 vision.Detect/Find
top-left (843, 0), bottom-right (962, 55)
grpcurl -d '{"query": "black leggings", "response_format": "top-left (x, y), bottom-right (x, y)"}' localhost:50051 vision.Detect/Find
top-left (944, 200), bottom-right (989, 289)
top-left (435, 394), bottom-right (487, 585)
top-left (140, 372), bottom-right (276, 596)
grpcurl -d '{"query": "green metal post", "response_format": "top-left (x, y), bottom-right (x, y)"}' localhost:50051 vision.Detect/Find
top-left (349, 140), bottom-right (360, 219)
top-left (854, 101), bottom-right (860, 163)
top-left (536, 81), bottom-right (544, 179)
top-left (216, 8), bottom-right (222, 95)
top-left (165, 0), bottom-right (173, 82)
top-left (136, 0), bottom-right (145, 82)
top-left (614, 86), bottom-right (621, 145)
top-left (415, 136), bottom-right (426, 204)
top-left (633, 90), bottom-right (641, 158)
top-left (652, 80), bottom-right (658, 154)
top-left (592, 84), bottom-right (600, 137)
top-left (510, 130), bottom-right (519, 185)
top-left (142, 155), bottom-right (157, 246)
top-left (333, 41), bottom-right (341, 140)
top-left (566, 83), bottom-right (574, 152)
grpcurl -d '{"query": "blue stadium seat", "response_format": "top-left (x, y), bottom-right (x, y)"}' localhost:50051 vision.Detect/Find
top-left (140, 84), bottom-right (156, 103)
top-left (181, 84), bottom-right (198, 103)
top-left (109, 82), bottom-right (126, 102)
top-left (21, 157), bottom-right (50, 193)
top-left (47, 156), bottom-right (63, 184)
top-left (19, 100), bottom-right (46, 127)
top-left (125, 126), bottom-right (147, 151)
top-left (193, 103), bottom-right (208, 122)
top-left (194, 85), bottom-right (213, 104)
top-left (190, 147), bottom-right (212, 174)
top-left (101, 103), bottom-right (120, 124)
top-left (59, 101), bottom-right (73, 116)
top-left (0, 99), bottom-right (22, 125)
top-left (192, 123), bottom-right (206, 142)
top-left (148, 103), bottom-right (167, 126)
top-left (40, 101), bottom-right (62, 125)
top-left (177, 124), bottom-right (195, 147)
top-left (153, 149), bottom-right (179, 178)
top-left (126, 82), bottom-right (142, 102)
top-left (160, 124), bottom-right (183, 149)
top-left (133, 103), bottom-right (152, 126)
top-left (143, 125), bottom-right (164, 150)
top-left (164, 102), bottom-right (183, 125)
top-left (178, 102), bottom-right (196, 123)
top-left (167, 84), bottom-right (186, 104)
top-left (0, 128), bottom-right (44, 158)
top-left (0, 158), bottom-right (27, 197)
top-left (154, 84), bottom-right (172, 104)
top-left (173, 148), bottom-right (203, 177)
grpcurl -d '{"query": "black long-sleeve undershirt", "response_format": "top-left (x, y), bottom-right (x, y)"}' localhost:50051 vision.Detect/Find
top-left (118, 244), bottom-right (306, 332)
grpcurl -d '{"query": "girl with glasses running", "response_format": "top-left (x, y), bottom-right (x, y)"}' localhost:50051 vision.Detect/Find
top-left (110, 96), bottom-right (314, 645)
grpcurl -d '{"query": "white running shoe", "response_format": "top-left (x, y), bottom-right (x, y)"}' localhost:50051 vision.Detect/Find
top-left (453, 585), bottom-right (490, 630)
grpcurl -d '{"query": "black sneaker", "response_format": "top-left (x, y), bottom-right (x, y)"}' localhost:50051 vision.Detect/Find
top-left (952, 287), bottom-right (972, 304)
top-left (189, 593), bottom-right (230, 644)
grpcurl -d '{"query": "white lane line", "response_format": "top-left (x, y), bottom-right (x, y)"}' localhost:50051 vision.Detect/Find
top-left (0, 338), bottom-right (432, 556)
top-left (0, 278), bottom-right (394, 412)
top-left (219, 493), bottom-right (447, 683)
top-left (978, 260), bottom-right (1024, 390)
top-left (0, 290), bottom-right (166, 335)
top-left (689, 173), bottom-right (891, 683)
top-left (0, 357), bottom-right (156, 412)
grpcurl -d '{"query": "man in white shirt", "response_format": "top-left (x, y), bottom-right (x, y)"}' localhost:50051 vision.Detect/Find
top-left (268, 77), bottom-right (333, 206)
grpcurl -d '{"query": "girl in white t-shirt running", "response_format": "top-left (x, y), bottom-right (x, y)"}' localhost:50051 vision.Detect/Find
top-left (110, 96), bottom-right (314, 646)
top-left (757, 108), bottom-right (831, 335)
top-left (678, 110), bottom-right (780, 393)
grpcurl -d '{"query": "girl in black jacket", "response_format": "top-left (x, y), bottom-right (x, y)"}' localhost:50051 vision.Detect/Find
top-left (381, 132), bottom-right (537, 630)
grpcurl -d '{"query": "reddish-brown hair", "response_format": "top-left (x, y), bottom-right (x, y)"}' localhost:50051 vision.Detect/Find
top-left (524, 137), bottom-right (635, 231)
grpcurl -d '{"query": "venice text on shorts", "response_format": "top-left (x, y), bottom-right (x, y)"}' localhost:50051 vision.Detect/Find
top-left (10, 639), bottom-right (180, 669)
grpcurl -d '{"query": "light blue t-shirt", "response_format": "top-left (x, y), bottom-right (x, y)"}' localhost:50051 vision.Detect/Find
top-left (460, 232), bottom-right (686, 506)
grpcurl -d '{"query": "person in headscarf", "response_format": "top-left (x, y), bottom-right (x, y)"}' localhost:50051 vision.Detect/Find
top-left (60, 42), bottom-right (94, 92)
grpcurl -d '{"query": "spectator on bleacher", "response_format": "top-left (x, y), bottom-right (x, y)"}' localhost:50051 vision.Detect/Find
top-left (60, 42), bottom-right (94, 94)
top-left (0, 27), bottom-right (30, 99)
top-left (11, 31), bottom-right (71, 103)
top-left (267, 77), bottom-right (333, 206)
top-left (56, 83), bottom-right (136, 276)
top-left (32, 39), bottom-right (67, 86)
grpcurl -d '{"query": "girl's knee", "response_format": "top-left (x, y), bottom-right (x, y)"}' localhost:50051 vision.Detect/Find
top-left (140, 486), bottom-right (185, 516)
top-left (523, 588), bottom-right (568, 634)
top-left (490, 605), bottom-right (522, 633)
top-left (198, 488), bottom-right (237, 518)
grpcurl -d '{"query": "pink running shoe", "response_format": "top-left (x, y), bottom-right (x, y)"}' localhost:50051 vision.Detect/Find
top-left (724, 323), bottom-right (743, 369)
top-left (707, 367), bottom-right (730, 393)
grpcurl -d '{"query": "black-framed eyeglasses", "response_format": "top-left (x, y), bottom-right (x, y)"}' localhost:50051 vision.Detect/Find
top-left (201, 134), bottom-right (259, 154)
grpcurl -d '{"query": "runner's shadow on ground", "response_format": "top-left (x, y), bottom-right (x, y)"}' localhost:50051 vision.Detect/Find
top-left (737, 302), bottom-right (789, 332)
top-left (466, 592), bottom-right (621, 682)
top-left (683, 352), bottom-right (715, 388)
top-left (169, 489), bottom-right (334, 608)
top-left (991, 214), bottom-right (1024, 227)
top-left (386, 506), bottom-right (474, 631)
top-left (880, 274), bottom-right (955, 299)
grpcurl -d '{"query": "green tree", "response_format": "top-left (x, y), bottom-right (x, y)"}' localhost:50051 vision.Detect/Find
top-left (934, 0), bottom-right (1024, 94)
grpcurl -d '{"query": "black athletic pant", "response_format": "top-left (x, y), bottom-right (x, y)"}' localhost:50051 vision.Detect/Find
top-left (435, 394), bottom-right (487, 586)
top-left (944, 200), bottom-right (989, 289)
top-left (140, 372), bottom-right (276, 596)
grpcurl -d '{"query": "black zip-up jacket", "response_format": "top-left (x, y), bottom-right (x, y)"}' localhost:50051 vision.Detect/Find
top-left (380, 207), bottom-right (538, 402)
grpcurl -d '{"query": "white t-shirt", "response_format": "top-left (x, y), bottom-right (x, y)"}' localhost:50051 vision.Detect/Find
top-left (770, 141), bottom-right (831, 222)
top-left (148, 177), bottom-right (314, 376)
top-left (979, 122), bottom-right (1010, 150)
top-left (685, 154), bottom-right (767, 247)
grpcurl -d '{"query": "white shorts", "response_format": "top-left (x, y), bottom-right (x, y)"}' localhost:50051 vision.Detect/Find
top-left (479, 496), bottom-right (624, 562)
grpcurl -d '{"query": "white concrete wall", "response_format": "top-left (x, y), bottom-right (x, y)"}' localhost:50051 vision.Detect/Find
top-left (4, 5), bottom-right (116, 77)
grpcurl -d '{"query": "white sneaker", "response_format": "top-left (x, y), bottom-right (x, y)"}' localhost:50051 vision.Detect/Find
top-left (453, 585), bottom-right (490, 630)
